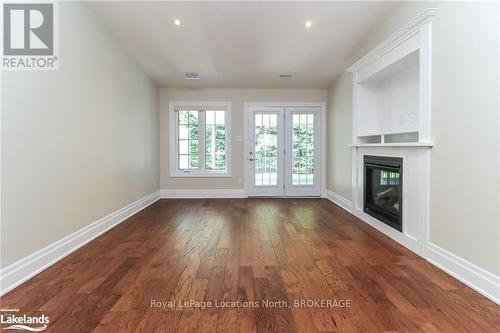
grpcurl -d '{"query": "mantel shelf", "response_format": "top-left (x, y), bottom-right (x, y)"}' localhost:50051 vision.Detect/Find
top-left (350, 142), bottom-right (433, 148)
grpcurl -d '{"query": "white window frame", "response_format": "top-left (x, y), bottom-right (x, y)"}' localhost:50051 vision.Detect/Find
top-left (169, 101), bottom-right (231, 177)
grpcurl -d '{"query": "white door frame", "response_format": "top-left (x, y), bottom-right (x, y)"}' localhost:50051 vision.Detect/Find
top-left (244, 102), bottom-right (326, 197)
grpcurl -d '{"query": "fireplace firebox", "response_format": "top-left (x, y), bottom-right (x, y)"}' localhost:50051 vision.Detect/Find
top-left (363, 155), bottom-right (403, 232)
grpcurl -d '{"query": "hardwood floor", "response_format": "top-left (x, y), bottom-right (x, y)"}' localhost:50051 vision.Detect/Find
top-left (1, 199), bottom-right (499, 332)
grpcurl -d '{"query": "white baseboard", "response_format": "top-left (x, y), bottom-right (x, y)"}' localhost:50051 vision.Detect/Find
top-left (325, 190), bottom-right (418, 253)
top-left (427, 243), bottom-right (500, 305)
top-left (352, 207), bottom-right (419, 254)
top-left (0, 191), bottom-right (160, 296)
top-left (325, 190), bottom-right (353, 212)
top-left (160, 188), bottom-right (247, 199)
top-left (325, 190), bottom-right (500, 305)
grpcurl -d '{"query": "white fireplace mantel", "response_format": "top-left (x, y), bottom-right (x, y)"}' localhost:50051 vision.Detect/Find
top-left (350, 143), bottom-right (433, 147)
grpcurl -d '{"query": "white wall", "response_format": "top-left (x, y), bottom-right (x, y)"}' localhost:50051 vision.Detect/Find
top-left (1, 2), bottom-right (160, 268)
top-left (326, 73), bottom-right (352, 200)
top-left (327, 2), bottom-right (500, 275)
top-left (160, 88), bottom-right (327, 190)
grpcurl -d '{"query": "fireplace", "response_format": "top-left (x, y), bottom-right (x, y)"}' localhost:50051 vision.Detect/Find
top-left (363, 155), bottom-right (403, 232)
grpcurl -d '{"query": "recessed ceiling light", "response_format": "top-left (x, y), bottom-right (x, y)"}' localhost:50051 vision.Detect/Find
top-left (174, 19), bottom-right (181, 26)
top-left (305, 20), bottom-right (312, 29)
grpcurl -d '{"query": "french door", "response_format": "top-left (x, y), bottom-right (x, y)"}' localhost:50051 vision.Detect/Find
top-left (246, 105), bottom-right (321, 196)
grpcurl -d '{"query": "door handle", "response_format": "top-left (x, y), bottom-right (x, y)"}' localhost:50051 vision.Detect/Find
top-left (249, 158), bottom-right (255, 161)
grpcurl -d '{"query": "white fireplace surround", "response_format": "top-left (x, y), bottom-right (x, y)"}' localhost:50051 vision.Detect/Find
top-left (352, 146), bottom-right (430, 256)
top-left (345, 8), bottom-right (435, 257)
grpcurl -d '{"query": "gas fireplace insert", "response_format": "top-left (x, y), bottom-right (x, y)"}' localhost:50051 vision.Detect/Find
top-left (363, 155), bottom-right (403, 232)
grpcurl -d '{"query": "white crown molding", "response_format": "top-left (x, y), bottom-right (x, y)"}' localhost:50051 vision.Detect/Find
top-left (0, 191), bottom-right (160, 296)
top-left (348, 8), bottom-right (437, 73)
top-left (160, 188), bottom-right (247, 199)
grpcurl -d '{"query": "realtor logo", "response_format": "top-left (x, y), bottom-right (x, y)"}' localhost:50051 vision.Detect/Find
top-left (2, 1), bottom-right (59, 70)
top-left (0, 309), bottom-right (49, 332)
top-left (3, 3), bottom-right (53, 55)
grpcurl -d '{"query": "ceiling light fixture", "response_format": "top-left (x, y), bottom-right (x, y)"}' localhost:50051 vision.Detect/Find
top-left (174, 19), bottom-right (181, 26)
top-left (305, 20), bottom-right (312, 29)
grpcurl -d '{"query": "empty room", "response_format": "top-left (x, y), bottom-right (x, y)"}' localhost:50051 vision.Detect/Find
top-left (1, 1), bottom-right (499, 332)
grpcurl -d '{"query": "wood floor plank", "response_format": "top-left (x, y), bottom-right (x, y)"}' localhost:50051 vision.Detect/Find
top-left (1, 199), bottom-right (498, 332)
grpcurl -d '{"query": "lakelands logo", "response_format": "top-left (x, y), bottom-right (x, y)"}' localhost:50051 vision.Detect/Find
top-left (2, 1), bottom-right (59, 70)
top-left (0, 313), bottom-right (49, 331)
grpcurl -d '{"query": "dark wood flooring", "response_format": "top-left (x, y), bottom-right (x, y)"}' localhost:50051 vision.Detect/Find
top-left (1, 199), bottom-right (499, 332)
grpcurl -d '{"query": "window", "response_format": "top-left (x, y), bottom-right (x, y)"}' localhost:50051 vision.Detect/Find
top-left (170, 102), bottom-right (231, 176)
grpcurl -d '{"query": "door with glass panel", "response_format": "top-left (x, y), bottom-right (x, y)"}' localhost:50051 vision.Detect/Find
top-left (246, 107), bottom-right (284, 196)
top-left (246, 106), bottom-right (321, 196)
top-left (284, 107), bottom-right (321, 196)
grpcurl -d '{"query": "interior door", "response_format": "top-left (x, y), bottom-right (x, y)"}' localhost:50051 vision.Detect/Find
top-left (246, 107), bottom-right (284, 196)
top-left (284, 107), bottom-right (321, 196)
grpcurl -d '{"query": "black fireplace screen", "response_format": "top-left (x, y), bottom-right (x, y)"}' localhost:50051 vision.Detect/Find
top-left (364, 155), bottom-right (403, 232)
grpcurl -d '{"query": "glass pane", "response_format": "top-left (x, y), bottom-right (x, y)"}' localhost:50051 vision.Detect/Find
top-left (307, 114), bottom-right (314, 126)
top-left (189, 158), bottom-right (199, 169)
top-left (206, 110), bottom-right (215, 125)
top-left (179, 140), bottom-right (189, 154)
top-left (366, 166), bottom-right (401, 217)
top-left (178, 110), bottom-right (189, 124)
top-left (179, 125), bottom-right (189, 140)
top-left (189, 125), bottom-right (198, 140)
top-left (178, 110), bottom-right (199, 170)
top-left (255, 113), bottom-right (278, 186)
top-left (179, 155), bottom-right (188, 169)
top-left (189, 111), bottom-right (198, 122)
top-left (299, 114), bottom-right (307, 125)
top-left (189, 139), bottom-right (198, 155)
top-left (255, 114), bottom-right (262, 127)
top-left (205, 111), bottom-right (226, 170)
top-left (216, 111), bottom-right (225, 125)
top-left (292, 113), bottom-right (314, 185)
top-left (270, 114), bottom-right (277, 127)
top-left (263, 114), bottom-right (269, 128)
top-left (216, 127), bottom-right (225, 153)
top-left (216, 154), bottom-right (225, 168)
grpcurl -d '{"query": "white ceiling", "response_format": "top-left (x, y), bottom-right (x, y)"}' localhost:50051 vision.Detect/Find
top-left (87, 1), bottom-right (398, 88)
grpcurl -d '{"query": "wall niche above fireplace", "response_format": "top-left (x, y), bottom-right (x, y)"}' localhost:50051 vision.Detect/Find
top-left (348, 8), bottom-right (436, 147)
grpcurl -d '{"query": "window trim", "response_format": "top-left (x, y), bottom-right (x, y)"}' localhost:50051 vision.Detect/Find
top-left (169, 101), bottom-right (231, 177)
